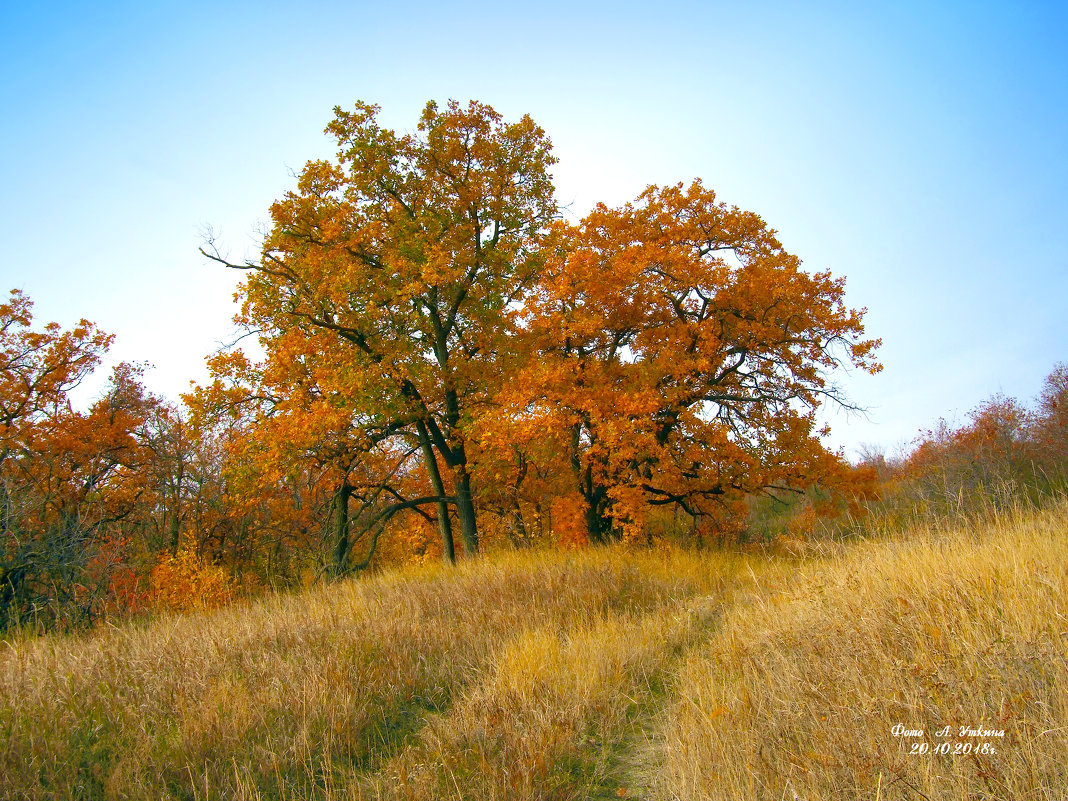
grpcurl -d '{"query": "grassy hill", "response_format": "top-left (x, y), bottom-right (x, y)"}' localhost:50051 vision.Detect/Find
top-left (3, 501), bottom-right (1066, 800)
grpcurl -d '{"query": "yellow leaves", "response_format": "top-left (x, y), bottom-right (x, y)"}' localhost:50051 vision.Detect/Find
top-left (606, 484), bottom-right (649, 544)
top-left (387, 517), bottom-right (443, 565)
top-left (150, 537), bottom-right (234, 614)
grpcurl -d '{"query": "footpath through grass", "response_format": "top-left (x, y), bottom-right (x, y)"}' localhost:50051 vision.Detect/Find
top-left (649, 499), bottom-right (1068, 801)
top-left (0, 546), bottom-right (751, 800)
top-left (3, 501), bottom-right (1067, 800)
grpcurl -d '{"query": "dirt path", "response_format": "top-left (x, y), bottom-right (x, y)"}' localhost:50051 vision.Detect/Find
top-left (589, 594), bottom-right (726, 800)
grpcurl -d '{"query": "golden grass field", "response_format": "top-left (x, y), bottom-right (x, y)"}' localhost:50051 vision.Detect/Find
top-left (2, 500), bottom-right (1066, 800)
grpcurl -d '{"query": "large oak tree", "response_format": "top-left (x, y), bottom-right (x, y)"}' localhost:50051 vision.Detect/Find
top-left (205, 99), bottom-right (557, 559)
top-left (498, 181), bottom-right (881, 542)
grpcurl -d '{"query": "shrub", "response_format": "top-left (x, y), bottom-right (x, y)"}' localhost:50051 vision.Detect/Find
top-left (149, 537), bottom-right (233, 613)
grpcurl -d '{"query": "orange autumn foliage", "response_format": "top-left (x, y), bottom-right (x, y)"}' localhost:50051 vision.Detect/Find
top-left (150, 536), bottom-right (234, 613)
top-left (2, 99), bottom-right (892, 632)
top-left (202, 99), bottom-right (559, 565)
top-left (550, 493), bottom-right (589, 549)
top-left (500, 180), bottom-right (881, 543)
top-left (0, 291), bottom-right (160, 628)
top-left (197, 101), bottom-right (882, 561)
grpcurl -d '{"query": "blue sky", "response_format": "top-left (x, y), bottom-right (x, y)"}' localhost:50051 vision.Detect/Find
top-left (2, 1), bottom-right (1065, 458)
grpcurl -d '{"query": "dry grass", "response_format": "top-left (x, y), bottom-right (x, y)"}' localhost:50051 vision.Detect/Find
top-left (0, 546), bottom-right (743, 800)
top-left (4, 503), bottom-right (1067, 801)
top-left (652, 499), bottom-right (1068, 801)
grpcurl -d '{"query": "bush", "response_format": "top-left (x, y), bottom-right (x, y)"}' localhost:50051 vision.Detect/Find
top-left (149, 537), bottom-right (233, 613)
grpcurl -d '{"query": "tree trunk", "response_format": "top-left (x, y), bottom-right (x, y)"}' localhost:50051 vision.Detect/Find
top-left (583, 483), bottom-right (613, 544)
top-left (417, 421), bottom-right (456, 564)
top-left (507, 498), bottom-right (529, 548)
top-left (330, 484), bottom-right (351, 577)
top-left (570, 422), bottom-right (614, 544)
top-left (452, 466), bottom-right (479, 556)
top-left (168, 509), bottom-right (181, 554)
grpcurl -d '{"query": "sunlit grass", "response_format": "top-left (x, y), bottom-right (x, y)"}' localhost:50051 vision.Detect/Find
top-left (3, 502), bottom-right (1067, 800)
top-left (0, 546), bottom-right (744, 800)
top-left (652, 499), bottom-right (1068, 801)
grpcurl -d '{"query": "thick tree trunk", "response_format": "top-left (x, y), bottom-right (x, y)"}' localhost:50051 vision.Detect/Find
top-left (438, 382), bottom-right (479, 556)
top-left (570, 422), bottom-right (614, 544)
top-left (582, 482), bottom-right (613, 544)
top-left (416, 421), bottom-right (456, 564)
top-left (452, 466), bottom-right (479, 556)
top-left (424, 415), bottom-right (479, 557)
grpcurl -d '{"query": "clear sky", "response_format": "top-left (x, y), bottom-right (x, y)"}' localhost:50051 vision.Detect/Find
top-left (2, 0), bottom-right (1065, 459)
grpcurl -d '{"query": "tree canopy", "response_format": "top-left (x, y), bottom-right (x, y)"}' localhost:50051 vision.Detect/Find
top-left (203, 99), bottom-right (558, 566)
top-left (203, 98), bottom-right (881, 567)
top-left (497, 181), bottom-right (881, 542)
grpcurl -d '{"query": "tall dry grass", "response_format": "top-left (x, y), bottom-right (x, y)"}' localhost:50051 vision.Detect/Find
top-left (0, 546), bottom-right (744, 800)
top-left (652, 499), bottom-right (1068, 801)
top-left (6, 501), bottom-right (1066, 800)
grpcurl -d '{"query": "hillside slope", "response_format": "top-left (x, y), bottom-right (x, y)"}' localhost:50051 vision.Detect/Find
top-left (2, 502), bottom-right (1066, 800)
top-left (652, 500), bottom-right (1068, 801)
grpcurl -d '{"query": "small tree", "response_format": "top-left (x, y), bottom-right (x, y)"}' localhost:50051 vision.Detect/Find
top-left (0, 292), bottom-right (159, 627)
top-left (1034, 362), bottom-right (1068, 481)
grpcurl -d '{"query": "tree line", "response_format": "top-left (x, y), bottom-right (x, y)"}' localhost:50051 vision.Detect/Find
top-left (22, 98), bottom-right (1057, 631)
